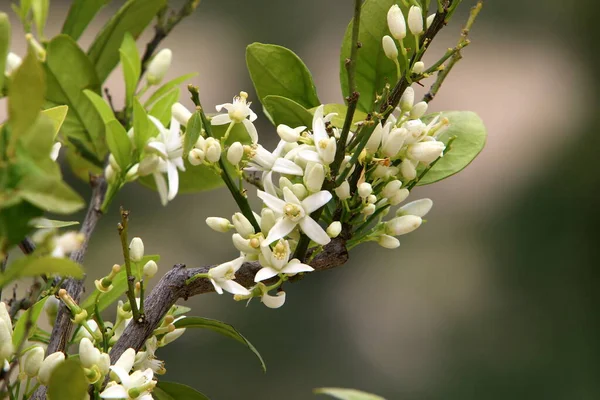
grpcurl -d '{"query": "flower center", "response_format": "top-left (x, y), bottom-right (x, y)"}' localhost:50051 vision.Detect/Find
top-left (283, 203), bottom-right (304, 222)
top-left (223, 267), bottom-right (235, 280)
top-left (318, 139), bottom-right (330, 149)
top-left (273, 242), bottom-right (288, 261)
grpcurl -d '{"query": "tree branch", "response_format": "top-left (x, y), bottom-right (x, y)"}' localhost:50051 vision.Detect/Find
top-left (109, 238), bottom-right (349, 363)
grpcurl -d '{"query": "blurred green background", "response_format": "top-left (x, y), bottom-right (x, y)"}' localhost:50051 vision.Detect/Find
top-left (2, 0), bottom-right (599, 398)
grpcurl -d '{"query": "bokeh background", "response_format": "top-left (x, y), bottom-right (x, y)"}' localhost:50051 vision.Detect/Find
top-left (2, 0), bottom-right (600, 398)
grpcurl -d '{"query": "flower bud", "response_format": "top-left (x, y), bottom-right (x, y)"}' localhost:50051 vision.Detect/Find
top-left (125, 163), bottom-right (139, 182)
top-left (108, 154), bottom-right (120, 171)
top-left (171, 103), bottom-right (192, 126)
top-left (304, 162), bottom-right (325, 192)
top-left (381, 128), bottom-right (406, 158)
top-left (232, 213), bottom-right (255, 238)
top-left (366, 123), bottom-right (383, 154)
top-left (161, 328), bottom-right (186, 346)
top-left (378, 234), bottom-right (400, 249)
top-left (206, 217), bottom-right (232, 233)
top-left (277, 124), bottom-right (304, 143)
top-left (382, 180), bottom-right (402, 199)
top-left (143, 260), bottom-right (158, 278)
top-left (104, 164), bottom-right (117, 183)
top-left (372, 164), bottom-right (399, 179)
top-left (5, 52), bottom-right (22, 76)
top-left (362, 203), bottom-right (376, 216)
top-left (0, 319), bottom-right (13, 362)
top-left (358, 182), bottom-right (372, 198)
top-left (327, 221), bottom-right (342, 238)
top-left (334, 181), bottom-right (351, 200)
top-left (188, 148), bottom-right (205, 166)
top-left (367, 195), bottom-right (377, 204)
top-left (399, 87), bottom-right (414, 112)
top-left (79, 338), bottom-right (100, 369)
top-left (138, 154), bottom-right (160, 175)
top-left (261, 291), bottom-right (286, 309)
top-left (227, 142), bottom-right (244, 165)
top-left (44, 296), bottom-right (60, 327)
top-left (408, 6), bottom-right (424, 35)
top-left (146, 49), bottom-right (172, 85)
top-left (386, 215), bottom-right (422, 236)
top-left (38, 352), bottom-right (65, 385)
top-left (410, 101), bottom-right (428, 119)
top-left (403, 119), bottom-right (427, 144)
top-left (129, 237), bottom-right (144, 262)
top-left (426, 13), bottom-right (436, 29)
top-left (21, 346), bottom-right (44, 377)
top-left (397, 198), bottom-right (433, 217)
top-left (260, 208), bottom-right (277, 234)
top-left (232, 233), bottom-right (260, 254)
top-left (382, 35), bottom-right (398, 60)
top-left (412, 61), bottom-right (425, 74)
top-left (291, 183), bottom-right (308, 200)
top-left (407, 141), bottom-right (445, 163)
top-left (400, 159), bottom-right (417, 180)
top-left (389, 188), bottom-right (410, 206)
top-left (387, 5), bottom-right (407, 40)
top-left (205, 138), bottom-right (221, 163)
top-left (0, 302), bottom-right (11, 331)
top-left (98, 353), bottom-right (110, 376)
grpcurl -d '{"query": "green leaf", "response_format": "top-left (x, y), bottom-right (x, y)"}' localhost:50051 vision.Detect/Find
top-left (133, 97), bottom-right (153, 150)
top-left (119, 33), bottom-right (141, 109)
top-left (144, 72), bottom-right (198, 108)
top-left (19, 172), bottom-right (85, 214)
top-left (18, 113), bottom-right (55, 161)
top-left (31, 0), bottom-right (49, 38)
top-left (83, 89), bottom-right (115, 123)
top-left (64, 146), bottom-right (103, 182)
top-left (105, 120), bottom-right (132, 169)
top-left (47, 360), bottom-right (87, 400)
top-left (154, 382), bottom-right (210, 400)
top-left (262, 95), bottom-right (313, 128)
top-left (309, 104), bottom-right (369, 130)
top-left (0, 13), bottom-right (10, 90)
top-left (416, 111), bottom-right (487, 186)
top-left (80, 255), bottom-right (159, 314)
top-left (246, 43), bottom-right (320, 109)
top-left (170, 304), bottom-right (191, 317)
top-left (0, 256), bottom-right (84, 288)
top-left (41, 106), bottom-right (69, 139)
top-left (340, 0), bottom-right (413, 112)
top-left (149, 88), bottom-right (180, 126)
top-left (87, 0), bottom-right (167, 82)
top-left (174, 316), bottom-right (266, 372)
top-left (31, 218), bottom-right (79, 229)
top-left (62, 0), bottom-right (111, 41)
top-left (0, 202), bottom-right (43, 247)
top-left (315, 388), bottom-right (386, 400)
top-left (45, 35), bottom-right (106, 162)
top-left (12, 297), bottom-right (48, 347)
top-left (8, 50), bottom-right (45, 141)
top-left (183, 112), bottom-right (202, 155)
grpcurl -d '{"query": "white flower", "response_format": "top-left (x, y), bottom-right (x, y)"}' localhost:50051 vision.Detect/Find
top-left (387, 5), bottom-right (407, 40)
top-left (101, 367), bottom-right (155, 400)
top-left (257, 187), bottom-right (332, 246)
top-left (145, 116), bottom-right (186, 205)
top-left (261, 291), bottom-right (286, 309)
top-left (408, 6), bottom-right (424, 35)
top-left (208, 256), bottom-right (251, 296)
top-left (299, 105), bottom-right (336, 165)
top-left (245, 141), bottom-right (303, 191)
top-left (134, 337), bottom-right (165, 374)
top-left (5, 52), bottom-right (22, 76)
top-left (382, 35), bottom-right (398, 60)
top-left (113, 348), bottom-right (136, 375)
top-left (277, 124), bottom-right (305, 143)
top-left (397, 198), bottom-right (433, 217)
top-left (146, 49), bottom-right (172, 86)
top-left (254, 240), bottom-right (313, 282)
top-left (51, 231), bottom-right (84, 258)
top-left (212, 91), bottom-right (258, 143)
top-left (381, 127), bottom-right (407, 158)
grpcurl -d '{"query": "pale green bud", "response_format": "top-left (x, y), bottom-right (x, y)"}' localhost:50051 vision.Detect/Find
top-left (146, 49), bottom-right (172, 85)
top-left (408, 6), bottom-right (424, 35)
top-left (206, 217), bottom-right (233, 233)
top-left (378, 234), bottom-right (400, 249)
top-left (387, 5), bottom-right (407, 40)
top-left (291, 184), bottom-right (308, 200)
top-left (188, 148), bottom-right (205, 166)
top-left (382, 35), bottom-right (398, 60)
top-left (232, 213), bottom-right (255, 238)
top-left (38, 352), bottom-right (65, 385)
top-left (171, 102), bottom-right (192, 126)
top-left (334, 181), bottom-right (351, 200)
top-left (227, 142), bottom-right (244, 165)
top-left (260, 208), bottom-right (277, 234)
top-left (396, 198), bottom-right (433, 217)
top-left (143, 260), bottom-right (158, 278)
top-left (386, 215), bottom-right (422, 236)
top-left (21, 346), bottom-right (44, 377)
top-left (326, 222), bottom-right (342, 238)
top-left (358, 182), bottom-right (372, 198)
top-left (129, 237), bottom-right (144, 262)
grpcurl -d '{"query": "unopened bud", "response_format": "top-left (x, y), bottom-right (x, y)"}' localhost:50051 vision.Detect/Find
top-left (232, 213), bottom-right (255, 238)
top-left (5, 52), bottom-right (22, 76)
top-left (335, 181), bottom-right (351, 200)
top-left (358, 182), bottom-right (372, 198)
top-left (291, 184), bottom-right (308, 200)
top-left (426, 13), bottom-right (436, 29)
top-left (387, 5), bottom-right (407, 40)
top-left (260, 208), bottom-right (277, 234)
top-left (408, 6), bottom-right (424, 35)
top-left (378, 234), bottom-right (400, 249)
top-left (304, 163), bottom-right (325, 192)
top-left (146, 49), bottom-right (172, 85)
top-left (362, 203), bottom-right (376, 216)
top-left (277, 124), bottom-right (304, 143)
top-left (386, 215), bottom-right (422, 236)
top-left (143, 260), bottom-right (158, 278)
top-left (410, 101), bottom-right (428, 119)
top-left (382, 180), bottom-right (402, 199)
top-left (396, 198), bottom-right (433, 217)
top-left (171, 103), bottom-right (192, 126)
top-left (129, 237), bottom-right (144, 262)
top-left (400, 159), bottom-right (417, 180)
top-left (21, 347), bottom-right (44, 377)
top-left (382, 35), bottom-right (398, 60)
top-left (389, 188), bottom-right (410, 206)
top-left (206, 217), bottom-right (232, 233)
top-left (125, 164), bottom-right (139, 182)
top-left (327, 222), bottom-right (342, 238)
top-left (205, 138), bottom-right (221, 163)
top-left (227, 142), bottom-right (244, 165)
top-left (79, 338), bottom-right (100, 369)
top-left (188, 148), bottom-right (205, 166)
top-left (407, 141), bottom-right (445, 163)
top-left (381, 127), bottom-right (406, 158)
top-left (38, 352), bottom-right (65, 385)
top-left (412, 61), bottom-right (425, 74)
top-left (399, 87), bottom-right (414, 112)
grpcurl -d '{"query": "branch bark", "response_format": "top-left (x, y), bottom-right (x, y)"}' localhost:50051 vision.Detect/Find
top-left (108, 238), bottom-right (349, 363)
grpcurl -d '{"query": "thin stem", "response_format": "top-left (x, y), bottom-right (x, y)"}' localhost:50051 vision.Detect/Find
top-left (117, 209), bottom-right (141, 322)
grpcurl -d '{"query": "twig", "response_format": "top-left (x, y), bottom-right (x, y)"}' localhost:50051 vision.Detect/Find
top-left (109, 237), bottom-right (348, 364)
top-left (117, 209), bottom-right (141, 322)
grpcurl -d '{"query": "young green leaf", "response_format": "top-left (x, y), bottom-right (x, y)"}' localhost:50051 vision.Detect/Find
top-left (105, 120), bottom-right (132, 169)
top-left (340, 0), bottom-right (413, 112)
top-left (0, 13), bottom-right (10, 90)
top-left (8, 50), bottom-right (45, 141)
top-left (183, 112), bottom-right (202, 155)
top-left (47, 360), bottom-right (88, 400)
top-left (41, 105), bottom-right (69, 139)
top-left (62, 0), bottom-right (111, 41)
top-left (154, 382), bottom-right (210, 400)
top-left (18, 113), bottom-right (55, 161)
top-left (31, 0), bottom-right (49, 38)
top-left (262, 95), bottom-right (313, 128)
top-left (18, 172), bottom-right (85, 214)
top-left (314, 388), bottom-right (386, 400)
top-left (83, 89), bottom-right (116, 123)
top-left (174, 316), bottom-right (266, 372)
top-left (87, 0), bottom-right (167, 82)
top-left (133, 97), bottom-right (152, 150)
top-left (31, 218), bottom-right (79, 229)
top-left (246, 43), bottom-right (320, 109)
top-left (416, 111), bottom-right (487, 186)
top-left (12, 297), bottom-right (48, 347)
top-left (149, 88), bottom-right (180, 126)
top-left (0, 256), bottom-right (84, 288)
top-left (0, 202), bottom-right (43, 247)
top-left (120, 33), bottom-right (141, 109)
top-left (144, 72), bottom-right (198, 107)
top-left (45, 35), bottom-right (106, 161)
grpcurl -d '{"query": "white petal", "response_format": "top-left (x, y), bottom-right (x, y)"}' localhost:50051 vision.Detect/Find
top-left (108, 366), bottom-right (131, 386)
top-left (262, 291), bottom-right (286, 309)
top-left (298, 149), bottom-right (322, 163)
top-left (242, 119), bottom-right (258, 144)
top-left (312, 117), bottom-right (328, 144)
top-left (168, 117), bottom-right (181, 145)
top-left (100, 384), bottom-right (128, 399)
top-left (210, 114), bottom-right (231, 125)
top-left (301, 191), bottom-right (332, 213)
top-left (148, 115), bottom-right (167, 137)
top-left (312, 105), bottom-right (324, 130)
top-left (263, 171), bottom-right (278, 197)
top-left (264, 218), bottom-right (297, 245)
top-left (254, 267), bottom-right (279, 282)
top-left (147, 141), bottom-right (168, 158)
top-left (299, 217), bottom-right (330, 245)
top-left (272, 140), bottom-right (288, 158)
top-left (281, 259), bottom-right (314, 274)
top-left (219, 280), bottom-right (251, 295)
top-left (272, 158), bottom-right (303, 176)
top-left (230, 255), bottom-right (246, 273)
top-left (139, 395), bottom-right (154, 400)
top-left (166, 162), bottom-right (179, 201)
top-left (282, 186), bottom-right (300, 205)
top-left (153, 172), bottom-right (168, 206)
top-left (210, 278), bottom-right (224, 294)
top-left (257, 190), bottom-right (286, 213)
top-left (248, 108), bottom-right (258, 122)
top-left (215, 103), bottom-right (233, 112)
